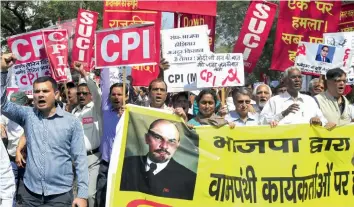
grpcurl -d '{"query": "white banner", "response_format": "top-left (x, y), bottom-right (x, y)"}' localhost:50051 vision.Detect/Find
top-left (196, 53), bottom-right (245, 88)
top-left (295, 41), bottom-right (353, 75)
top-left (324, 32), bottom-right (354, 84)
top-left (161, 25), bottom-right (210, 64)
top-left (164, 63), bottom-right (197, 92)
top-left (109, 67), bottom-right (132, 85)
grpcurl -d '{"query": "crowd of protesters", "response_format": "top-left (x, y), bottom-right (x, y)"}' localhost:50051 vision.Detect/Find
top-left (1, 53), bottom-right (354, 207)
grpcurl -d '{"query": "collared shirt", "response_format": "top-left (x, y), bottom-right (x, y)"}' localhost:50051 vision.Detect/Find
top-left (0, 139), bottom-right (15, 204)
top-left (145, 157), bottom-right (170, 175)
top-left (72, 76), bottom-right (102, 151)
top-left (225, 111), bottom-right (260, 126)
top-left (0, 115), bottom-right (24, 157)
top-left (0, 72), bottom-right (88, 198)
top-left (260, 91), bottom-right (327, 125)
top-left (100, 68), bottom-right (121, 162)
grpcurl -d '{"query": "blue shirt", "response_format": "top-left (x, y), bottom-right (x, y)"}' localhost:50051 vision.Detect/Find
top-left (225, 111), bottom-right (260, 126)
top-left (0, 72), bottom-right (88, 198)
top-left (100, 68), bottom-right (121, 162)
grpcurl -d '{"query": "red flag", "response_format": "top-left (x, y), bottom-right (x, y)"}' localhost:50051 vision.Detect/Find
top-left (233, 1), bottom-right (277, 73)
top-left (137, 0), bottom-right (217, 16)
top-left (103, 0), bottom-right (161, 86)
top-left (42, 29), bottom-right (69, 82)
top-left (95, 25), bottom-right (157, 68)
top-left (339, 3), bottom-right (354, 32)
top-left (72, 9), bottom-right (98, 72)
top-left (174, 13), bottom-right (216, 51)
top-left (271, 1), bottom-right (341, 72)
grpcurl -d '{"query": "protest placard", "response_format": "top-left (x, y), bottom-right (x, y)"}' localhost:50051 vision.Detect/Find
top-left (295, 41), bottom-right (353, 76)
top-left (196, 53), bottom-right (245, 88)
top-left (161, 25), bottom-right (210, 64)
top-left (109, 67), bottom-right (132, 85)
top-left (7, 30), bottom-right (52, 91)
top-left (72, 9), bottom-right (98, 72)
top-left (339, 3), bottom-right (354, 32)
top-left (164, 63), bottom-right (197, 92)
top-left (42, 29), bottom-right (69, 82)
top-left (95, 24), bottom-right (157, 68)
top-left (107, 105), bottom-right (354, 207)
top-left (324, 32), bottom-right (354, 84)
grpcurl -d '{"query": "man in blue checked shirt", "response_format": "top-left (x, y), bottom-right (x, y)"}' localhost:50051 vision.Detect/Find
top-left (1, 53), bottom-right (88, 207)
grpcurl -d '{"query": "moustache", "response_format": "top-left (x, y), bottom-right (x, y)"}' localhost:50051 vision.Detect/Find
top-left (154, 149), bottom-right (170, 155)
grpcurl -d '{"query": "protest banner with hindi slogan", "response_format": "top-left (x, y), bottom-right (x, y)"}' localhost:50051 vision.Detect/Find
top-left (71, 9), bottom-right (98, 72)
top-left (161, 25), bottom-right (210, 64)
top-left (271, 1), bottom-right (341, 72)
top-left (324, 32), bottom-right (354, 84)
top-left (7, 30), bottom-right (52, 91)
top-left (339, 3), bottom-right (354, 32)
top-left (95, 24), bottom-right (157, 68)
top-left (103, 0), bottom-right (161, 86)
top-left (174, 13), bottom-right (216, 52)
top-left (295, 42), bottom-right (353, 76)
top-left (106, 105), bottom-right (354, 207)
top-left (196, 53), bottom-right (245, 88)
top-left (233, 1), bottom-right (277, 74)
top-left (42, 29), bottom-right (69, 82)
top-left (164, 63), bottom-right (197, 92)
top-left (137, 0), bottom-right (217, 16)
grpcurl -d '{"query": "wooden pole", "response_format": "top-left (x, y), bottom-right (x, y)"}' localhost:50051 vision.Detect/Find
top-left (122, 66), bottom-right (126, 107)
top-left (221, 88), bottom-right (225, 106)
top-left (64, 81), bottom-right (69, 104)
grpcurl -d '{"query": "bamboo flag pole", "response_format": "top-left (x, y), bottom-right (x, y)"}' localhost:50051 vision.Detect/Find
top-left (122, 66), bottom-right (126, 107)
top-left (221, 88), bottom-right (225, 106)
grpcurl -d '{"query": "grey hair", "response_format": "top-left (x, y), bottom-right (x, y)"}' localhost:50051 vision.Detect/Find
top-left (308, 78), bottom-right (320, 91)
top-left (232, 87), bottom-right (251, 99)
top-left (252, 84), bottom-right (272, 97)
top-left (283, 66), bottom-right (301, 78)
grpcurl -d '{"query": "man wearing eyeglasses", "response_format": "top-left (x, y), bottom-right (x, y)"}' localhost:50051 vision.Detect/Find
top-left (225, 87), bottom-right (260, 126)
top-left (120, 119), bottom-right (196, 200)
top-left (72, 64), bottom-right (103, 207)
top-left (314, 68), bottom-right (353, 129)
top-left (315, 45), bottom-right (331, 63)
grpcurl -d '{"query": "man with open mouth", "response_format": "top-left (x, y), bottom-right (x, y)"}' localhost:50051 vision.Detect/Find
top-left (314, 68), bottom-right (354, 129)
top-left (71, 63), bottom-right (103, 207)
top-left (1, 53), bottom-right (88, 207)
top-left (260, 66), bottom-right (327, 128)
top-left (252, 83), bottom-right (272, 114)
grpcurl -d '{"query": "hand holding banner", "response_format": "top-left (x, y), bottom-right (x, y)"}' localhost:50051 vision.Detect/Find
top-left (42, 29), bottom-right (69, 82)
top-left (95, 24), bottom-right (157, 68)
top-left (72, 9), bottom-right (98, 72)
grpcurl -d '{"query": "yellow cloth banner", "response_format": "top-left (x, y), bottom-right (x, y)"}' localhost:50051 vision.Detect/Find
top-left (108, 105), bottom-right (354, 207)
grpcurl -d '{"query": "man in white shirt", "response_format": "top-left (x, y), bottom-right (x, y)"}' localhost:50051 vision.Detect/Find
top-left (252, 84), bottom-right (272, 113)
top-left (71, 64), bottom-right (102, 207)
top-left (0, 92), bottom-right (27, 206)
top-left (226, 87), bottom-right (260, 126)
top-left (0, 139), bottom-right (16, 207)
top-left (260, 67), bottom-right (327, 127)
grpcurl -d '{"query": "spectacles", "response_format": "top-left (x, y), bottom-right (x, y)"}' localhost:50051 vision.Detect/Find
top-left (237, 100), bottom-right (251, 104)
top-left (147, 129), bottom-right (178, 146)
top-left (77, 92), bottom-right (90, 96)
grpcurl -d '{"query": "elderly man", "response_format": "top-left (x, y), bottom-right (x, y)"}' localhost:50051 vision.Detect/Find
top-left (120, 119), bottom-right (196, 200)
top-left (1, 54), bottom-right (88, 207)
top-left (260, 67), bottom-right (327, 127)
top-left (252, 84), bottom-right (272, 113)
top-left (226, 87), bottom-right (260, 126)
top-left (315, 68), bottom-right (353, 129)
top-left (309, 78), bottom-right (324, 97)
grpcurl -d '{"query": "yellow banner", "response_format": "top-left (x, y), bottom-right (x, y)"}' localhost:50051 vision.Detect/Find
top-left (108, 105), bottom-right (354, 207)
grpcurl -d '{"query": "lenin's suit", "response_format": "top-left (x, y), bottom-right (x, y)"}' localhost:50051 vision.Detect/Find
top-left (120, 155), bottom-right (196, 200)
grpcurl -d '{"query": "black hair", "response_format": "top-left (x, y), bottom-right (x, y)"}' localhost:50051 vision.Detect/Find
top-left (172, 92), bottom-right (189, 103)
top-left (66, 82), bottom-right (76, 89)
top-left (33, 76), bottom-right (58, 91)
top-left (148, 78), bottom-right (168, 92)
top-left (196, 89), bottom-right (218, 106)
top-left (109, 83), bottom-right (128, 95)
top-left (326, 68), bottom-right (346, 80)
top-left (322, 45), bottom-right (329, 50)
top-left (78, 83), bottom-right (88, 88)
